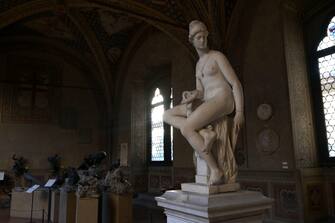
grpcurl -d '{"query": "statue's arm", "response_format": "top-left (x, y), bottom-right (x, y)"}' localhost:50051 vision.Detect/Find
top-left (181, 75), bottom-right (204, 104)
top-left (195, 77), bottom-right (204, 100)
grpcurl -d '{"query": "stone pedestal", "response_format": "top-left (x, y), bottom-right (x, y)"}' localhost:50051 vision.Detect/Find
top-left (156, 190), bottom-right (273, 223)
top-left (11, 188), bottom-right (61, 222)
top-left (182, 182), bottom-right (240, 195)
top-left (102, 192), bottom-right (132, 223)
top-left (59, 191), bottom-right (77, 223)
top-left (195, 153), bottom-right (210, 184)
top-left (75, 196), bottom-right (99, 223)
top-left (10, 188), bottom-right (48, 219)
top-left (51, 190), bottom-right (60, 223)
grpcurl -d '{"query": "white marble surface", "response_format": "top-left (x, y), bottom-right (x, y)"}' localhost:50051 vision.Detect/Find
top-left (195, 154), bottom-right (209, 184)
top-left (156, 190), bottom-right (273, 223)
top-left (181, 182), bottom-right (240, 195)
top-left (163, 20), bottom-right (244, 185)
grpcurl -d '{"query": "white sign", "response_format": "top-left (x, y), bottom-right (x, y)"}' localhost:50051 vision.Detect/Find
top-left (44, 179), bottom-right (57, 188)
top-left (26, 185), bottom-right (40, 193)
top-left (0, 172), bottom-right (4, 181)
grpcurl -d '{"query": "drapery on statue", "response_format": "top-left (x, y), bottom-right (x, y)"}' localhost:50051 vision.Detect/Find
top-left (163, 20), bottom-right (244, 185)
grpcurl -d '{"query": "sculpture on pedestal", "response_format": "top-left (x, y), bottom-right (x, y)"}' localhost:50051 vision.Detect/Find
top-left (78, 151), bottom-right (107, 170)
top-left (60, 167), bottom-right (79, 192)
top-left (11, 154), bottom-right (28, 188)
top-left (163, 20), bottom-right (244, 185)
top-left (76, 167), bottom-right (99, 197)
top-left (103, 168), bottom-right (132, 194)
top-left (47, 154), bottom-right (61, 177)
top-left (11, 154), bottom-right (28, 178)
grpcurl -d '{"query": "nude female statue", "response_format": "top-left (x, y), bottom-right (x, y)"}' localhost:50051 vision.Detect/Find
top-left (163, 20), bottom-right (244, 185)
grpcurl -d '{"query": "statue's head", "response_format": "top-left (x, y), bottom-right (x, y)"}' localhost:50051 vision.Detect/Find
top-left (188, 20), bottom-right (208, 49)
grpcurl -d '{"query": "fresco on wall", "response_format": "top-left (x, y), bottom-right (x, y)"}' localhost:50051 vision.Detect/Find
top-left (1, 56), bottom-right (61, 123)
top-left (98, 10), bottom-right (134, 36)
top-left (106, 47), bottom-right (122, 64)
top-left (23, 15), bottom-right (76, 41)
top-left (82, 9), bottom-right (141, 65)
top-left (136, 0), bottom-right (186, 24)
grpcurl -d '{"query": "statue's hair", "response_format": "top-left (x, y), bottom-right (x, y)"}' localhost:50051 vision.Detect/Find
top-left (188, 20), bottom-right (208, 42)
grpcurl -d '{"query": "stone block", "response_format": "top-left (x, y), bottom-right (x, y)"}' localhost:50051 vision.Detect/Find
top-left (76, 196), bottom-right (99, 223)
top-left (59, 191), bottom-right (77, 223)
top-left (181, 183), bottom-right (240, 195)
top-left (102, 193), bottom-right (132, 223)
top-left (156, 190), bottom-right (273, 223)
top-left (10, 189), bottom-right (48, 220)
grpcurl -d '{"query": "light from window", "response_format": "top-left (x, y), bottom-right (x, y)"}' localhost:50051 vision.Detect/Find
top-left (318, 17), bottom-right (335, 51)
top-left (151, 88), bottom-right (165, 161)
top-left (170, 88), bottom-right (173, 161)
top-left (317, 16), bottom-right (335, 157)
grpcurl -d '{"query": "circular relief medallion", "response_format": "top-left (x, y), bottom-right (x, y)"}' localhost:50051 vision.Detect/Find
top-left (257, 128), bottom-right (280, 155)
top-left (257, 104), bottom-right (273, 121)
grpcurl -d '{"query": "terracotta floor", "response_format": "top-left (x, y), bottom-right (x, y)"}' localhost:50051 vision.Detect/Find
top-left (0, 208), bottom-right (44, 223)
top-left (0, 207), bottom-right (165, 223)
top-left (0, 192), bottom-right (166, 223)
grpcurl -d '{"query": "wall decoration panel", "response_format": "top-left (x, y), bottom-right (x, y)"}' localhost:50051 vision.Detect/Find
top-left (273, 183), bottom-right (299, 220)
top-left (240, 181), bottom-right (268, 196)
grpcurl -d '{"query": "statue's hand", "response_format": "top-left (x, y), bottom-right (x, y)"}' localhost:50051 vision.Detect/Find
top-left (181, 90), bottom-right (198, 104)
top-left (233, 111), bottom-right (244, 134)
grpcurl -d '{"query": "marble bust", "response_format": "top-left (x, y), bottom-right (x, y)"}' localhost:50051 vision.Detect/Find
top-left (163, 20), bottom-right (244, 185)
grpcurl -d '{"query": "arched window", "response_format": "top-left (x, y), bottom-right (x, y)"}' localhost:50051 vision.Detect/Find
top-left (149, 87), bottom-right (173, 164)
top-left (313, 16), bottom-right (335, 162)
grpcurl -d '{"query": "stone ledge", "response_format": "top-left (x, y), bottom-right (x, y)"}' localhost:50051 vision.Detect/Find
top-left (181, 183), bottom-right (240, 195)
top-left (156, 190), bottom-right (274, 223)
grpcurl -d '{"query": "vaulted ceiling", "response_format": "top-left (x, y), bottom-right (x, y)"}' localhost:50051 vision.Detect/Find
top-left (0, 0), bottom-right (239, 114)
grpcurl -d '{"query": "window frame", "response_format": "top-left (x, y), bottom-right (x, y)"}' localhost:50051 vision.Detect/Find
top-left (146, 78), bottom-right (172, 166)
top-left (307, 9), bottom-right (335, 165)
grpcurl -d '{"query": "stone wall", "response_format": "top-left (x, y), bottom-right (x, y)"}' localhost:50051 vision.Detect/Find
top-left (0, 48), bottom-right (106, 178)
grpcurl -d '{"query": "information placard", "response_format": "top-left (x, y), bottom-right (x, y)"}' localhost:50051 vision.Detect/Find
top-left (26, 184), bottom-right (40, 193)
top-left (44, 179), bottom-right (57, 188)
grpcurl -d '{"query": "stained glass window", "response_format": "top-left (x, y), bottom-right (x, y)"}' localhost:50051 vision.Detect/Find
top-left (317, 16), bottom-right (335, 158)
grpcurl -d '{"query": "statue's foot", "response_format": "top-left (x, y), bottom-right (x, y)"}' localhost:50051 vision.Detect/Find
top-left (199, 127), bottom-right (217, 154)
top-left (209, 169), bottom-right (224, 185)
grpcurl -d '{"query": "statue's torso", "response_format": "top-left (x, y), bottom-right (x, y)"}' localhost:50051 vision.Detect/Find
top-left (196, 51), bottom-right (233, 102)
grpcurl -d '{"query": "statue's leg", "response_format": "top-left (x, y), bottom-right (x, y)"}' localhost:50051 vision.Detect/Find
top-left (199, 125), bottom-right (216, 154)
top-left (180, 97), bottom-right (233, 185)
top-left (163, 104), bottom-right (188, 129)
top-left (181, 127), bottom-right (222, 185)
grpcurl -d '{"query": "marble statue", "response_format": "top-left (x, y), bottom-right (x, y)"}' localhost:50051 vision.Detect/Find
top-left (163, 20), bottom-right (244, 185)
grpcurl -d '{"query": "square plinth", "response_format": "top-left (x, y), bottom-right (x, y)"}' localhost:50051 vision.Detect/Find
top-left (76, 197), bottom-right (99, 223)
top-left (59, 191), bottom-right (77, 223)
top-left (156, 190), bottom-right (273, 223)
top-left (181, 183), bottom-right (240, 195)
